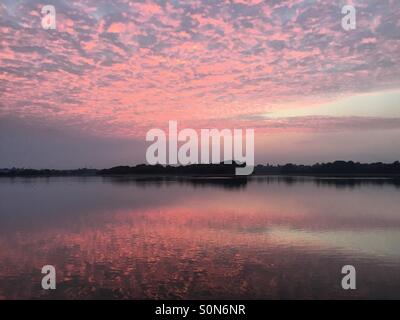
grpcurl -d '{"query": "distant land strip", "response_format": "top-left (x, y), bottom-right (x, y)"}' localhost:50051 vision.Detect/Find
top-left (1, 161), bottom-right (400, 177)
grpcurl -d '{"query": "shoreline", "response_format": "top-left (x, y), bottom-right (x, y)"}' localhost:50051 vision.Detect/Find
top-left (1, 173), bottom-right (400, 179)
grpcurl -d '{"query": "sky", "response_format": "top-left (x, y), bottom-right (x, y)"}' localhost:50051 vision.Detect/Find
top-left (1, 0), bottom-right (400, 168)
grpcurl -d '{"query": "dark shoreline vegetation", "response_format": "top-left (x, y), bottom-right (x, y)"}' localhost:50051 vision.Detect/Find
top-left (1, 160), bottom-right (400, 177)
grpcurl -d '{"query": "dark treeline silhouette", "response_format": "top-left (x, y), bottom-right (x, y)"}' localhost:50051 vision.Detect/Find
top-left (1, 161), bottom-right (400, 177)
top-left (99, 162), bottom-right (245, 176)
top-left (0, 163), bottom-right (243, 177)
top-left (0, 168), bottom-right (98, 177)
top-left (254, 160), bottom-right (400, 176)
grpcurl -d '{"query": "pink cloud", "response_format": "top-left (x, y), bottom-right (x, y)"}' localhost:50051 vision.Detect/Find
top-left (0, 0), bottom-right (399, 140)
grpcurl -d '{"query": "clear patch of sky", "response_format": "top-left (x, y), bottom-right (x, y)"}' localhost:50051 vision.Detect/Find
top-left (266, 90), bottom-right (400, 119)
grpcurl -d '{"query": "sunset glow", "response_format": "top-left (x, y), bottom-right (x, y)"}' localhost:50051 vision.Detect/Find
top-left (1, 0), bottom-right (400, 167)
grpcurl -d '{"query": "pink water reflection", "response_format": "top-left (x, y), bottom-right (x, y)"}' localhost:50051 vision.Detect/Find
top-left (1, 177), bottom-right (400, 299)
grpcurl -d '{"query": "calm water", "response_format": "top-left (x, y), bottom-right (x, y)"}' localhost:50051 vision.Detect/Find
top-left (0, 176), bottom-right (400, 299)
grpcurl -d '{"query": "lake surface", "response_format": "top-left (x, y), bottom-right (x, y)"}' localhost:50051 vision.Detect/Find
top-left (0, 176), bottom-right (400, 299)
